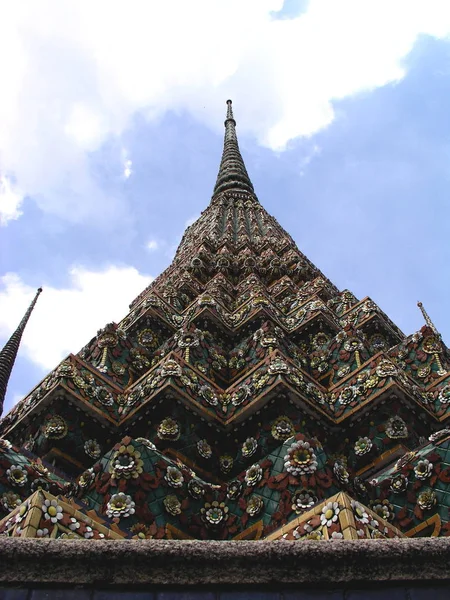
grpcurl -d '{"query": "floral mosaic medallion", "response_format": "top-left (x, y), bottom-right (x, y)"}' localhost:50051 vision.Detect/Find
top-left (338, 386), bottom-right (357, 405)
top-left (160, 359), bottom-right (182, 378)
top-left (42, 498), bottom-right (63, 524)
top-left (188, 479), bottom-right (205, 499)
top-left (31, 478), bottom-right (50, 493)
top-left (386, 416), bottom-right (408, 439)
top-left (271, 416), bottom-right (295, 441)
top-left (201, 501), bottom-right (229, 527)
top-left (199, 385), bottom-right (219, 406)
top-left (197, 439), bottom-right (212, 459)
top-left (110, 445), bottom-right (144, 480)
top-left (351, 500), bottom-right (369, 525)
top-left (165, 465), bottom-right (184, 488)
top-left (371, 499), bottom-right (394, 521)
top-left (84, 439), bottom-right (101, 459)
top-left (353, 476), bottom-right (369, 498)
top-left (438, 385), bottom-right (450, 404)
top-left (390, 473), bottom-right (408, 493)
top-left (417, 365), bottom-right (431, 379)
top-left (138, 328), bottom-right (158, 349)
top-left (376, 359), bottom-right (397, 378)
top-left (370, 334), bottom-right (387, 351)
top-left (226, 480), bottom-right (243, 500)
top-left (219, 455), bottom-right (234, 474)
top-left (78, 468), bottom-right (95, 489)
top-left (414, 459), bottom-right (433, 480)
top-left (97, 328), bottom-right (118, 349)
top-left (242, 437), bottom-right (258, 458)
top-left (344, 337), bottom-right (363, 352)
top-left (354, 436), bottom-right (373, 456)
top-left (1, 491), bottom-right (21, 512)
top-left (311, 332), bottom-right (330, 349)
top-left (163, 495), bottom-right (182, 516)
top-left (0, 439), bottom-right (12, 452)
top-left (284, 440), bottom-right (318, 476)
top-left (417, 489), bottom-right (436, 510)
top-left (337, 365), bottom-right (351, 379)
top-left (291, 490), bottom-right (317, 513)
top-left (320, 501), bottom-right (340, 527)
top-left (106, 493), bottom-right (135, 519)
top-left (231, 385), bottom-right (251, 406)
top-left (6, 465), bottom-right (27, 487)
top-left (333, 461), bottom-right (349, 485)
top-left (15, 500), bottom-right (29, 524)
top-left (157, 417), bottom-right (180, 441)
top-left (268, 356), bottom-right (290, 375)
top-left (246, 495), bottom-right (264, 516)
top-left (244, 464), bottom-right (263, 486)
top-left (112, 362), bottom-right (126, 376)
top-left (422, 336), bottom-right (440, 354)
top-left (43, 415), bottom-right (67, 439)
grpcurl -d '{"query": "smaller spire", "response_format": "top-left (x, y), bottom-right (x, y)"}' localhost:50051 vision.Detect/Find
top-left (213, 100), bottom-right (255, 196)
top-left (417, 301), bottom-right (439, 335)
top-left (0, 287), bottom-right (42, 415)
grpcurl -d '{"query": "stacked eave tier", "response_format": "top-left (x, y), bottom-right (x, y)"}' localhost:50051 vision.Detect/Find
top-left (2, 427), bottom-right (450, 540)
top-left (0, 270), bottom-right (448, 540)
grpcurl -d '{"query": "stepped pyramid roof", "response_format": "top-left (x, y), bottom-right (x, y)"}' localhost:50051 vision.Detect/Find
top-left (0, 102), bottom-right (449, 544)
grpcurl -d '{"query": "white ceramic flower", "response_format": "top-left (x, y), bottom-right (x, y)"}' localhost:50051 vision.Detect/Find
top-left (43, 499), bottom-right (63, 524)
top-left (106, 492), bottom-right (135, 519)
top-left (244, 464), bottom-right (263, 487)
top-left (354, 437), bottom-right (373, 456)
top-left (320, 501), bottom-right (340, 527)
top-left (284, 440), bottom-right (318, 476)
top-left (414, 459), bottom-right (433, 480)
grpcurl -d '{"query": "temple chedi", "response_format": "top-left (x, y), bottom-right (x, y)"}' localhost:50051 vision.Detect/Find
top-left (1, 100), bottom-right (450, 546)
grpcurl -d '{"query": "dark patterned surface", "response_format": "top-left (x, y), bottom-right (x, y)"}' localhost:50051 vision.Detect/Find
top-left (2, 586), bottom-right (450, 600)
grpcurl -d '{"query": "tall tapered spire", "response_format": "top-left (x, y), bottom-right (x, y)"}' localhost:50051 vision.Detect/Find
top-left (0, 287), bottom-right (42, 415)
top-left (213, 99), bottom-right (255, 196)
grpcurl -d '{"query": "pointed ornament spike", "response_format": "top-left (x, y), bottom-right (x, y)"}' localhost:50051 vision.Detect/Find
top-left (213, 99), bottom-right (255, 196)
top-left (226, 98), bottom-right (234, 121)
top-left (417, 301), bottom-right (439, 335)
top-left (0, 287), bottom-right (42, 415)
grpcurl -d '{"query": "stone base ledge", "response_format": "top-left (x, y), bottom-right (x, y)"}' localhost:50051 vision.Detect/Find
top-left (0, 538), bottom-right (449, 586)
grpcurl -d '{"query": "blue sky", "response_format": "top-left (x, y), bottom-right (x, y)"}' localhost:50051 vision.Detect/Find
top-left (0, 0), bottom-right (450, 413)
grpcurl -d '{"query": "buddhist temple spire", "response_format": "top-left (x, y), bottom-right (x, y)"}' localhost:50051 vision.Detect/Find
top-left (0, 287), bottom-right (42, 415)
top-left (213, 99), bottom-right (255, 196)
top-left (417, 301), bottom-right (439, 336)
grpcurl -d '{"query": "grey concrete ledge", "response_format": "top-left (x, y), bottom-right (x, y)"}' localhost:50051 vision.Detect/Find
top-left (0, 538), bottom-right (449, 586)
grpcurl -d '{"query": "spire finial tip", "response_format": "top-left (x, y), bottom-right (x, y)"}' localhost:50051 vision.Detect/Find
top-left (417, 300), bottom-right (439, 334)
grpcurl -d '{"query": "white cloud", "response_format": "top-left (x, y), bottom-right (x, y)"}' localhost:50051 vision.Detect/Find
top-left (146, 239), bottom-right (159, 251)
top-left (0, 266), bottom-right (153, 370)
top-left (1, 0), bottom-right (450, 224)
top-left (299, 144), bottom-right (322, 176)
top-left (123, 160), bottom-right (133, 179)
top-left (0, 175), bottom-right (23, 225)
top-left (121, 148), bottom-right (133, 179)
